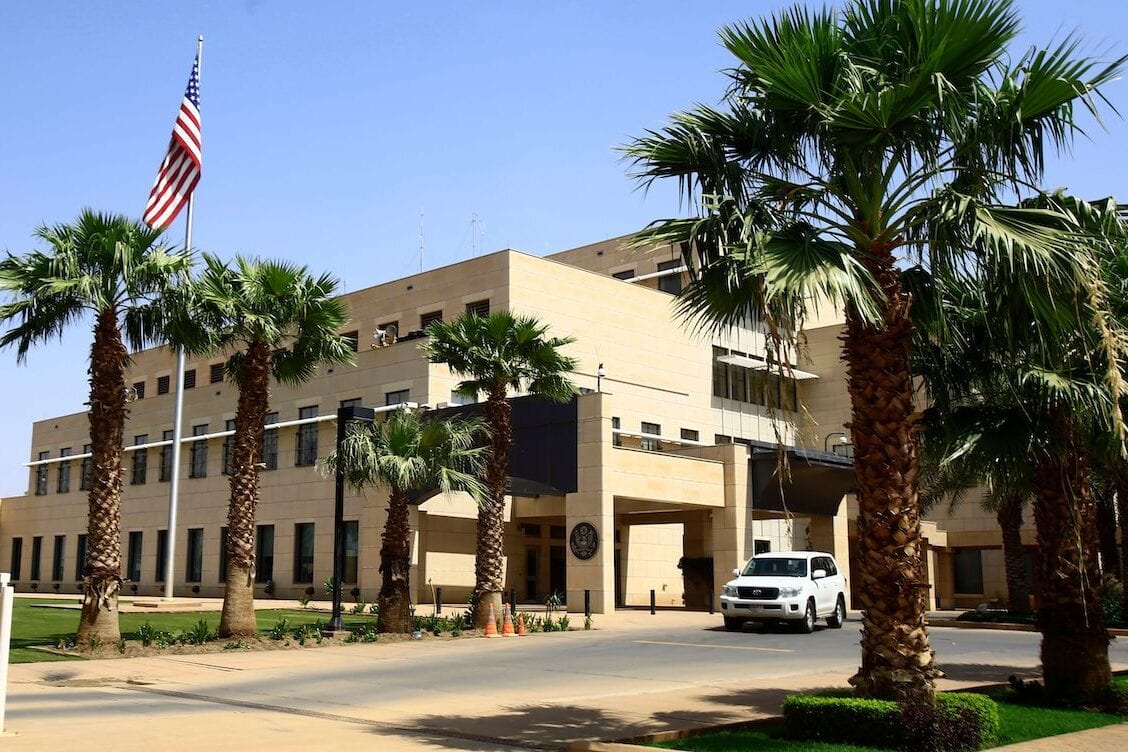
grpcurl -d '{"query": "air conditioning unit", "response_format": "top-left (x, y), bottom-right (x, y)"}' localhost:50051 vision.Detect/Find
top-left (435, 401), bottom-right (450, 409)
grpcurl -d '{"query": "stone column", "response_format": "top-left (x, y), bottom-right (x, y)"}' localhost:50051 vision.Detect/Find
top-left (807, 499), bottom-right (854, 609)
top-left (566, 392), bottom-right (615, 613)
top-left (711, 443), bottom-right (750, 596)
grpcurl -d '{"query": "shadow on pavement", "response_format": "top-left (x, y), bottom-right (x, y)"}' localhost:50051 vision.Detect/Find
top-left (940, 663), bottom-right (1040, 684)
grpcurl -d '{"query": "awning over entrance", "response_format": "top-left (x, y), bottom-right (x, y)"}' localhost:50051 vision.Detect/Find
top-left (749, 446), bottom-right (855, 516)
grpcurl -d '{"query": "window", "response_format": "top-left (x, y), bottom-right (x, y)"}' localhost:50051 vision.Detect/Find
top-left (218, 527), bottom-right (228, 582)
top-left (184, 368), bottom-right (197, 389)
top-left (127, 532), bottom-right (143, 582)
top-left (57, 447), bottom-right (72, 493)
top-left (9, 538), bottom-right (22, 580)
top-left (131, 435), bottom-right (148, 485)
top-left (341, 330), bottom-right (359, 352)
top-left (657, 259), bottom-right (683, 294)
top-left (339, 398), bottom-right (362, 410)
top-left (465, 299), bottom-right (489, 317)
top-left (222, 419), bottom-right (236, 475)
top-left (680, 428), bottom-right (699, 442)
top-left (186, 528), bottom-right (204, 582)
top-left (189, 424), bottom-right (208, 478)
top-left (293, 523), bottom-right (315, 583)
top-left (51, 535), bottom-right (66, 581)
top-left (75, 534), bottom-right (87, 580)
top-left (343, 520), bottom-right (359, 583)
top-left (420, 310), bottom-right (442, 329)
top-left (754, 539), bottom-right (772, 555)
top-left (449, 389), bottom-right (477, 405)
top-left (30, 536), bottom-right (42, 581)
top-left (953, 549), bottom-right (985, 594)
top-left (295, 406), bottom-right (319, 466)
top-left (157, 375), bottom-right (170, 395)
top-left (262, 413), bottom-right (279, 471)
top-left (255, 525), bottom-right (275, 583)
top-left (129, 380), bottom-right (144, 400)
top-left (210, 362), bottom-right (225, 383)
top-left (715, 434), bottom-right (732, 444)
top-left (385, 389), bottom-right (410, 406)
top-left (640, 422), bottom-right (661, 451)
top-left (611, 417), bottom-right (622, 447)
top-left (159, 430), bottom-right (174, 482)
top-left (34, 451), bottom-right (48, 495)
top-left (155, 530), bottom-right (168, 582)
top-left (612, 269), bottom-right (635, 280)
top-left (80, 444), bottom-right (92, 491)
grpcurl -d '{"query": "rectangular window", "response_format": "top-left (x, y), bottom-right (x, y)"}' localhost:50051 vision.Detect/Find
top-left (640, 422), bottom-right (661, 452)
top-left (255, 525), bottom-right (275, 583)
top-left (127, 531), bottom-right (143, 582)
top-left (339, 397), bottom-right (362, 410)
top-left (465, 299), bottom-right (489, 317)
top-left (80, 444), bottom-right (92, 491)
top-left (157, 375), bottom-right (170, 395)
top-left (385, 389), bottom-right (410, 406)
top-left (714, 434), bottom-right (732, 444)
top-left (9, 538), bottom-right (22, 580)
top-left (218, 527), bottom-right (228, 582)
top-left (731, 365), bottom-right (748, 404)
top-left (222, 419), bottom-right (236, 475)
top-left (611, 417), bottom-right (621, 447)
top-left (30, 536), bottom-right (42, 580)
top-left (449, 389), bottom-right (477, 406)
top-left (190, 424), bottom-right (208, 478)
top-left (293, 523), bottom-right (315, 583)
top-left (34, 451), bottom-right (48, 495)
top-left (75, 534), bottom-right (87, 580)
top-left (51, 535), bottom-right (65, 581)
top-left (295, 407), bottom-right (319, 466)
top-left (712, 347), bottom-right (729, 399)
top-left (953, 549), bottom-right (985, 594)
top-left (155, 529), bottom-right (168, 582)
top-left (186, 528), bottom-right (204, 582)
top-left (343, 520), bottom-right (359, 584)
top-left (262, 413), bottom-right (279, 470)
top-left (420, 310), bottom-right (442, 329)
top-left (131, 435), bottom-right (148, 485)
top-left (184, 368), bottom-right (197, 389)
top-left (159, 430), bottom-right (174, 482)
top-left (133, 380), bottom-right (145, 399)
top-left (680, 428), bottom-right (699, 442)
top-left (209, 362), bottom-right (224, 383)
top-left (754, 539), bottom-right (772, 555)
top-left (612, 269), bottom-right (635, 280)
top-left (57, 447), bottom-right (72, 493)
top-left (657, 259), bottom-right (683, 294)
top-left (342, 330), bottom-right (359, 352)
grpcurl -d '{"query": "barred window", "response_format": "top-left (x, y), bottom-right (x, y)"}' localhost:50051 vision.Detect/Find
top-left (133, 380), bottom-right (145, 399)
top-left (210, 362), bottom-right (225, 383)
top-left (262, 412), bottom-right (279, 471)
top-left (34, 451), bottom-right (48, 495)
top-left (157, 375), bottom-right (170, 395)
top-left (79, 444), bottom-right (92, 491)
top-left (295, 407), bottom-right (318, 466)
top-left (465, 299), bottom-right (489, 317)
top-left (130, 435), bottom-right (148, 485)
top-left (189, 424), bottom-right (208, 478)
top-left (420, 310), bottom-right (442, 329)
top-left (222, 419), bottom-right (236, 475)
top-left (159, 430), bottom-right (174, 482)
top-left (184, 369), bottom-right (197, 389)
top-left (57, 447), bottom-right (72, 493)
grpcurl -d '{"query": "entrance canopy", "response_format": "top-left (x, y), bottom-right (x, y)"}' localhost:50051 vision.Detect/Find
top-left (749, 445), bottom-right (855, 517)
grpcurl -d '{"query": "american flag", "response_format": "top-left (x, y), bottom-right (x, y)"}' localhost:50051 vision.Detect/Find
top-left (143, 53), bottom-right (201, 230)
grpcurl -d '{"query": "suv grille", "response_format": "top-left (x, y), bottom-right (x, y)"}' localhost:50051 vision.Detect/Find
top-left (737, 586), bottom-right (779, 600)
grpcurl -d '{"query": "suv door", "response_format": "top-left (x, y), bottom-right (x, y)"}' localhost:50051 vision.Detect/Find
top-left (812, 556), bottom-right (835, 615)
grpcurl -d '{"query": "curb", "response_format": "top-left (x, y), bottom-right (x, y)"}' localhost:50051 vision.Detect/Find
top-left (928, 619), bottom-right (1128, 637)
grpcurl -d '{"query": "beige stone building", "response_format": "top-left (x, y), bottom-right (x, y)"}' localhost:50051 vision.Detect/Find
top-left (0, 236), bottom-right (1021, 612)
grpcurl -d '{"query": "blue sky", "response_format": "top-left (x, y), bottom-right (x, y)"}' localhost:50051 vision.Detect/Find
top-left (2, 0), bottom-right (1127, 496)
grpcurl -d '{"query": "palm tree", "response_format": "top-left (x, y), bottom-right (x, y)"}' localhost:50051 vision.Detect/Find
top-left (422, 312), bottom-right (576, 628)
top-left (622, 0), bottom-right (1124, 704)
top-left (0, 210), bottom-right (192, 646)
top-left (325, 408), bottom-right (488, 632)
top-left (172, 254), bottom-right (354, 637)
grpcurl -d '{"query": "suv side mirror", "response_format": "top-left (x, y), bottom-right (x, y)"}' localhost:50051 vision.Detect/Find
top-left (812, 569), bottom-right (827, 580)
top-left (732, 568), bottom-right (741, 577)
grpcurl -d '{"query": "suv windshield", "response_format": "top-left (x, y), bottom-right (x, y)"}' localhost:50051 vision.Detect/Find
top-left (742, 557), bottom-right (808, 578)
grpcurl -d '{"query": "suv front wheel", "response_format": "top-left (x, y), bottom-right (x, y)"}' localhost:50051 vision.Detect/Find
top-left (723, 616), bottom-right (744, 632)
top-left (796, 599), bottom-right (816, 634)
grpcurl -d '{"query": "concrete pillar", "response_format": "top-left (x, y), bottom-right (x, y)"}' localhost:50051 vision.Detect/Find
top-left (807, 499), bottom-right (854, 609)
top-left (711, 443), bottom-right (750, 596)
top-left (566, 392), bottom-right (615, 613)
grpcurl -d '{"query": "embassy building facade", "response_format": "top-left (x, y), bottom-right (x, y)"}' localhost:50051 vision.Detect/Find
top-left (0, 236), bottom-right (1025, 613)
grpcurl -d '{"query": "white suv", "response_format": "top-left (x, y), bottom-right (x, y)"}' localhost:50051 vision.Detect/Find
top-left (719, 551), bottom-right (847, 633)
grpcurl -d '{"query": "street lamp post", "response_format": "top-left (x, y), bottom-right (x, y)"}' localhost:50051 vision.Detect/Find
top-left (824, 431), bottom-right (849, 454)
top-left (329, 404), bottom-right (376, 632)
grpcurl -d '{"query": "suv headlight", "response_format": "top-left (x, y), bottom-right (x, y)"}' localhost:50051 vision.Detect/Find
top-left (722, 585), bottom-right (738, 597)
top-left (777, 586), bottom-right (803, 598)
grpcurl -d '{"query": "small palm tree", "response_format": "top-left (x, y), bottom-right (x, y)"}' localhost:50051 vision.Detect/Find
top-left (0, 210), bottom-right (193, 646)
top-left (172, 254), bottom-right (354, 637)
top-left (422, 312), bottom-right (576, 628)
top-left (325, 408), bottom-right (488, 633)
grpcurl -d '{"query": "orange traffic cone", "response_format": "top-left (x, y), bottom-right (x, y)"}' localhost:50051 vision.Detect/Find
top-left (516, 612), bottom-right (528, 637)
top-left (484, 602), bottom-right (499, 637)
top-left (501, 605), bottom-right (516, 636)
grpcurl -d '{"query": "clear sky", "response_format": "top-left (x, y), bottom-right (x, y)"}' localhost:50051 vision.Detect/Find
top-left (2, 0), bottom-right (1127, 497)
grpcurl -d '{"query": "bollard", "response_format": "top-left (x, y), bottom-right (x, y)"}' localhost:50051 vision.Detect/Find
top-left (584, 589), bottom-right (591, 618)
top-left (0, 572), bottom-right (12, 734)
top-left (708, 592), bottom-right (714, 615)
top-left (650, 589), bottom-right (656, 615)
top-left (435, 586), bottom-right (442, 615)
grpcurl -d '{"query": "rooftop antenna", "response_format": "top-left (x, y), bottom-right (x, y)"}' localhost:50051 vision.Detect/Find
top-left (419, 210), bottom-right (425, 273)
top-left (470, 213), bottom-right (480, 257)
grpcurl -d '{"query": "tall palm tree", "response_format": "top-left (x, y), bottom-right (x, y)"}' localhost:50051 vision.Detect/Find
top-left (172, 254), bottom-right (354, 637)
top-left (0, 210), bottom-right (193, 646)
top-left (422, 312), bottom-right (576, 628)
top-left (622, 0), bottom-right (1124, 704)
top-left (325, 408), bottom-right (488, 632)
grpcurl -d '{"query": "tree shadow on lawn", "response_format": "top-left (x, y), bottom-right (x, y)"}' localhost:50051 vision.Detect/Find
top-left (939, 663), bottom-right (1040, 685)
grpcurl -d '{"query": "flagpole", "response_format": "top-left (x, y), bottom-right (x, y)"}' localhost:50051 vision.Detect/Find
top-left (163, 34), bottom-right (203, 601)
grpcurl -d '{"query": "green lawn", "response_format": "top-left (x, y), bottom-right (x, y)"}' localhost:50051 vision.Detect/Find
top-left (8, 597), bottom-right (378, 663)
top-left (654, 680), bottom-right (1128, 752)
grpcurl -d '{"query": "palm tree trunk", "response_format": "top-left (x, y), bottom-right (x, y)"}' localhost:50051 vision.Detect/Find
top-left (997, 494), bottom-right (1031, 615)
top-left (843, 244), bottom-right (936, 706)
top-left (1118, 475), bottom-right (1128, 618)
top-left (1031, 413), bottom-right (1110, 702)
top-left (76, 308), bottom-right (126, 647)
top-left (473, 385), bottom-right (509, 629)
top-left (377, 489), bottom-right (413, 633)
top-left (219, 341), bottom-right (270, 637)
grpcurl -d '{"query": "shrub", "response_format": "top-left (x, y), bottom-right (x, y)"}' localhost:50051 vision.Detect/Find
top-left (1102, 681), bottom-right (1128, 716)
top-left (136, 621), bottom-right (159, 648)
top-left (268, 617), bottom-right (291, 640)
top-left (184, 618), bottom-right (216, 645)
top-left (1099, 577), bottom-right (1124, 628)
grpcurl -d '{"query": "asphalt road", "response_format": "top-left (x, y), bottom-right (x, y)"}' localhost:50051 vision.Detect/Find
top-left (7, 615), bottom-right (1128, 751)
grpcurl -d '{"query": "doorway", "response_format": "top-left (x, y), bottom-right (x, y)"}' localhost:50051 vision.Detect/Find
top-left (549, 545), bottom-right (566, 603)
